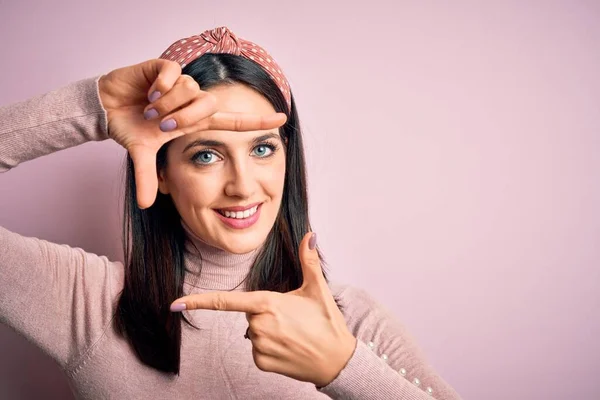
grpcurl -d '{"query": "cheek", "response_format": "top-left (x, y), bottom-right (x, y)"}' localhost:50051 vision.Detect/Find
top-left (265, 156), bottom-right (286, 196)
top-left (166, 167), bottom-right (219, 209)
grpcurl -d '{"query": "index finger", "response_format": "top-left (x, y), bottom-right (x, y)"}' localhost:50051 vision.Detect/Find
top-left (191, 111), bottom-right (288, 132)
top-left (170, 290), bottom-right (279, 314)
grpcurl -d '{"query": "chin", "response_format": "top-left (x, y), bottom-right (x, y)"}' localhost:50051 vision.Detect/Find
top-left (208, 202), bottom-right (278, 254)
top-left (216, 235), bottom-right (266, 254)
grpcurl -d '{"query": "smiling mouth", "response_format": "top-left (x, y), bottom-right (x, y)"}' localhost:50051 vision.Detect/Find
top-left (216, 204), bottom-right (261, 219)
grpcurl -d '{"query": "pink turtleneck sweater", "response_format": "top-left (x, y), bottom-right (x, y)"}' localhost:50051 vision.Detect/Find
top-left (0, 77), bottom-right (462, 399)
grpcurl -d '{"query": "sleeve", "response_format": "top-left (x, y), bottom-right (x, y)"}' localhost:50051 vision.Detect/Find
top-left (0, 226), bottom-right (124, 370)
top-left (318, 285), bottom-right (463, 400)
top-left (0, 76), bottom-right (123, 370)
top-left (0, 75), bottom-right (109, 172)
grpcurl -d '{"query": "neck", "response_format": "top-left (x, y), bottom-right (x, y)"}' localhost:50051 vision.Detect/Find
top-left (181, 220), bottom-right (259, 291)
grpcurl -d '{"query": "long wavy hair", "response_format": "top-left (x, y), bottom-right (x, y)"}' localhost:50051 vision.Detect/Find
top-left (113, 54), bottom-right (330, 374)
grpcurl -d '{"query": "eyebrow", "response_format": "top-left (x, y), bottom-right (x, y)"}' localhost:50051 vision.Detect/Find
top-left (182, 133), bottom-right (281, 153)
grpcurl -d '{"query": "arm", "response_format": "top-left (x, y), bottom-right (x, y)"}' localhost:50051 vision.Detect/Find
top-left (0, 76), bottom-right (109, 172)
top-left (0, 226), bottom-right (123, 370)
top-left (0, 63), bottom-right (288, 372)
top-left (318, 285), bottom-right (463, 400)
top-left (0, 77), bottom-right (122, 370)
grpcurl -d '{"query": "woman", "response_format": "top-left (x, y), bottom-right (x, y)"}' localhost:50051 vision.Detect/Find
top-left (0, 27), bottom-right (462, 399)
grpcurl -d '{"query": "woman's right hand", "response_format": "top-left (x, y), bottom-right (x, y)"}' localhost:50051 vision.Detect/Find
top-left (98, 59), bottom-right (287, 209)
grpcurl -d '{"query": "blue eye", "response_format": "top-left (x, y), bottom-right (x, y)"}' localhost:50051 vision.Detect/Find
top-left (191, 142), bottom-right (278, 166)
top-left (253, 144), bottom-right (275, 158)
top-left (192, 151), bottom-right (219, 165)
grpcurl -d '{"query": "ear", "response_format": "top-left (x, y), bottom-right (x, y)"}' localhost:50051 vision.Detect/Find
top-left (157, 168), bottom-right (170, 195)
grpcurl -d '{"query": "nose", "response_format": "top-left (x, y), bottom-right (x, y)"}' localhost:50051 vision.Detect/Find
top-left (224, 159), bottom-right (257, 199)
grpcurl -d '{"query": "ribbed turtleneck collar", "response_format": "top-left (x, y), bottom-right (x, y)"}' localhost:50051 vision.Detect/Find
top-left (181, 220), bottom-right (260, 291)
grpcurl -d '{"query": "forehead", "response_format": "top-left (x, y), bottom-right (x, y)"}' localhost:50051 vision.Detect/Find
top-left (173, 83), bottom-right (279, 150)
top-left (207, 83), bottom-right (276, 115)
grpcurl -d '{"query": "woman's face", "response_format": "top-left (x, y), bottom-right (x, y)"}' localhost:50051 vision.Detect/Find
top-left (158, 83), bottom-right (286, 254)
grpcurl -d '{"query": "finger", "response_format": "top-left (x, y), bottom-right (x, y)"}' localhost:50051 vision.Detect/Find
top-left (144, 74), bottom-right (203, 122)
top-left (252, 347), bottom-right (277, 373)
top-left (142, 59), bottom-right (183, 103)
top-left (128, 145), bottom-right (158, 209)
top-left (250, 335), bottom-right (280, 358)
top-left (298, 232), bottom-right (325, 287)
top-left (170, 290), bottom-right (279, 314)
top-left (190, 111), bottom-right (288, 132)
top-left (156, 91), bottom-right (217, 130)
top-left (296, 232), bottom-right (341, 313)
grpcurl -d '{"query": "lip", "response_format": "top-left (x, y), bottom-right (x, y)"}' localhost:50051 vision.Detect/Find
top-left (214, 203), bottom-right (263, 229)
top-left (216, 202), bottom-right (263, 212)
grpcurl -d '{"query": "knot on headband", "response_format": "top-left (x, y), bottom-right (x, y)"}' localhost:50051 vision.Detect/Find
top-left (159, 26), bottom-right (291, 110)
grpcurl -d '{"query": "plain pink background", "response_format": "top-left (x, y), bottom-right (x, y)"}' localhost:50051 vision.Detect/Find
top-left (1, 1), bottom-right (599, 399)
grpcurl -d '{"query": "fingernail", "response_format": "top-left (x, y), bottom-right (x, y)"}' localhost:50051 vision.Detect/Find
top-left (170, 303), bottom-right (186, 312)
top-left (309, 233), bottom-right (317, 250)
top-left (149, 90), bottom-right (161, 103)
top-left (160, 119), bottom-right (177, 132)
top-left (144, 108), bottom-right (159, 120)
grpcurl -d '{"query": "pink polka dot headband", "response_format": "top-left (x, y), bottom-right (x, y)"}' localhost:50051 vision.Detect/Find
top-left (159, 26), bottom-right (292, 110)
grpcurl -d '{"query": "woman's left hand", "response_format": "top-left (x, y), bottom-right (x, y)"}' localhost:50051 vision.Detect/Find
top-left (169, 232), bottom-right (357, 388)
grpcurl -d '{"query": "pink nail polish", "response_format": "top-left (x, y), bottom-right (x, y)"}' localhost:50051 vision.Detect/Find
top-left (309, 233), bottom-right (317, 250)
top-left (144, 108), bottom-right (159, 120)
top-left (160, 119), bottom-right (177, 132)
top-left (149, 90), bottom-right (161, 103)
top-left (170, 303), bottom-right (186, 312)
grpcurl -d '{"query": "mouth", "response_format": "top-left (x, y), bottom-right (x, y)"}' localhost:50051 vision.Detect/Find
top-left (215, 203), bottom-right (260, 219)
top-left (213, 202), bottom-right (263, 229)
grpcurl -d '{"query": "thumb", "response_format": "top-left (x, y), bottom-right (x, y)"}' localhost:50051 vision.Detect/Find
top-left (129, 145), bottom-right (158, 209)
top-left (297, 233), bottom-right (339, 311)
top-left (298, 232), bottom-right (324, 288)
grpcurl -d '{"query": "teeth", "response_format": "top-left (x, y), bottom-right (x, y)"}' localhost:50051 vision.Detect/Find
top-left (221, 205), bottom-right (258, 219)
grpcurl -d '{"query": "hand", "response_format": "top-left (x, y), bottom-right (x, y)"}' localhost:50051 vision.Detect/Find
top-left (98, 59), bottom-right (287, 209)
top-left (169, 232), bottom-right (357, 387)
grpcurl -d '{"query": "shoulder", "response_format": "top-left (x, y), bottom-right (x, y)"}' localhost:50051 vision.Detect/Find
top-left (328, 282), bottom-right (383, 327)
top-left (329, 281), bottom-right (383, 306)
top-left (328, 281), bottom-right (420, 347)
top-left (329, 282), bottom-right (376, 307)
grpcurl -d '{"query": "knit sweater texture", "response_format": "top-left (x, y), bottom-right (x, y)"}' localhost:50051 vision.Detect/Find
top-left (0, 77), bottom-right (462, 399)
